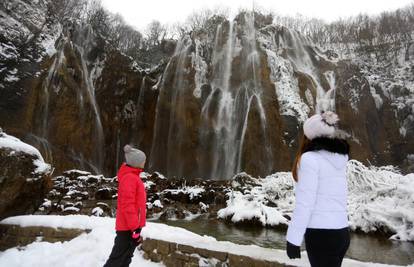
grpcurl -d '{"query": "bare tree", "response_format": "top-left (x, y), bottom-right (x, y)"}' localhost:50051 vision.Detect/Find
top-left (145, 20), bottom-right (166, 46)
top-left (47, 0), bottom-right (87, 24)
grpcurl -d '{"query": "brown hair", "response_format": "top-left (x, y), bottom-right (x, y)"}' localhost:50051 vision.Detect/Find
top-left (292, 135), bottom-right (311, 182)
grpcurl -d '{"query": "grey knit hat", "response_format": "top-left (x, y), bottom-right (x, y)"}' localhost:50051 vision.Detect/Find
top-left (124, 144), bottom-right (146, 168)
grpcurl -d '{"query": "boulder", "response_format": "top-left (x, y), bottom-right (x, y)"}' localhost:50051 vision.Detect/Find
top-left (94, 187), bottom-right (114, 200)
top-left (0, 130), bottom-right (52, 220)
top-left (231, 172), bottom-right (260, 189)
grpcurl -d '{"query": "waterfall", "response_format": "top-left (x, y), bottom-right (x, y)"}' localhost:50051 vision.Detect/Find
top-left (35, 38), bottom-right (67, 164)
top-left (199, 13), bottom-right (272, 179)
top-left (321, 70), bottom-right (336, 112)
top-left (283, 29), bottom-right (334, 113)
top-left (223, 21), bottom-right (234, 92)
top-left (165, 38), bottom-right (192, 176)
top-left (40, 41), bottom-right (65, 139)
top-left (148, 36), bottom-right (193, 177)
top-left (71, 25), bottom-right (105, 174)
top-left (200, 20), bottom-right (239, 179)
top-left (25, 133), bottom-right (53, 164)
top-left (76, 45), bottom-right (105, 173)
top-left (134, 77), bottom-right (146, 129)
top-left (35, 24), bottom-right (106, 174)
top-left (149, 12), bottom-right (345, 180)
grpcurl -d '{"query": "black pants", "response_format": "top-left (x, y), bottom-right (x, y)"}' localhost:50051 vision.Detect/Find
top-left (305, 227), bottom-right (350, 267)
top-left (103, 231), bottom-right (137, 267)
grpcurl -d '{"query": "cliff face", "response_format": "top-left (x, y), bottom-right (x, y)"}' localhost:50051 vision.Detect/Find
top-left (1, 0), bottom-right (164, 175)
top-left (1, 2), bottom-right (413, 179)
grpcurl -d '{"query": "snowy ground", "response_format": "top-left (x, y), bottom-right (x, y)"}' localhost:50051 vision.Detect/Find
top-left (0, 215), bottom-right (412, 267)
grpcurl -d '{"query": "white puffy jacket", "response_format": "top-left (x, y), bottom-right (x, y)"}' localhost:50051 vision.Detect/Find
top-left (286, 150), bottom-right (349, 246)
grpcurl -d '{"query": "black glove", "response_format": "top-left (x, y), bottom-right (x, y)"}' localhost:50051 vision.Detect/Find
top-left (286, 241), bottom-right (301, 259)
top-left (131, 228), bottom-right (143, 245)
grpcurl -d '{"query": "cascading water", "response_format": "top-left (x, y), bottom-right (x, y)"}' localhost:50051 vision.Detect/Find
top-left (36, 37), bottom-right (67, 164)
top-left (40, 47), bottom-right (65, 138)
top-left (200, 20), bottom-right (238, 179)
top-left (149, 36), bottom-right (193, 177)
top-left (75, 41), bottom-right (105, 174)
top-left (322, 70), bottom-right (336, 112)
top-left (134, 77), bottom-right (146, 128)
top-left (199, 13), bottom-right (272, 179)
top-left (148, 13), bottom-right (275, 180)
top-left (283, 29), bottom-right (336, 113)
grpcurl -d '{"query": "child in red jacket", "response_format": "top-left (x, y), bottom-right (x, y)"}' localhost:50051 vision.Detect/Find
top-left (104, 145), bottom-right (147, 267)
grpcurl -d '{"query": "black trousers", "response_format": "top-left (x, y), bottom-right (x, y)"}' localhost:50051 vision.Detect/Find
top-left (305, 227), bottom-right (350, 267)
top-left (103, 231), bottom-right (137, 267)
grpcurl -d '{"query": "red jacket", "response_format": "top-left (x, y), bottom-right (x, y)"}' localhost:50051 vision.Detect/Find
top-left (115, 163), bottom-right (147, 231)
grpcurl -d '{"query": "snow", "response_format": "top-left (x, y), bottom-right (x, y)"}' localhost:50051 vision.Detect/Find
top-left (147, 200), bottom-right (163, 210)
top-left (153, 200), bottom-right (163, 208)
top-left (66, 190), bottom-right (82, 196)
top-left (154, 172), bottom-right (167, 179)
top-left (0, 10), bottom-right (31, 41)
top-left (0, 42), bottom-right (18, 60)
top-left (140, 172), bottom-right (150, 179)
top-left (218, 190), bottom-right (288, 226)
top-left (91, 207), bottom-right (104, 217)
top-left (346, 160), bottom-right (414, 241)
top-left (0, 215), bottom-right (406, 267)
top-left (218, 172), bottom-right (292, 226)
top-left (65, 169), bottom-right (91, 176)
top-left (258, 33), bottom-right (310, 122)
top-left (199, 202), bottom-right (209, 212)
top-left (218, 160), bottom-right (414, 242)
top-left (0, 131), bottom-right (51, 174)
top-left (0, 216), bottom-right (162, 267)
top-left (41, 199), bottom-right (52, 208)
top-left (144, 180), bottom-right (155, 189)
top-left (164, 186), bottom-right (205, 200)
top-left (328, 39), bottom-right (413, 131)
top-left (63, 207), bottom-right (80, 213)
top-left (40, 30), bottom-right (59, 57)
top-left (4, 74), bottom-right (20, 82)
top-left (0, 215), bottom-right (111, 230)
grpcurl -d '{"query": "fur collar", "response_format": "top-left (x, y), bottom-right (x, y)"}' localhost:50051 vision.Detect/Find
top-left (304, 137), bottom-right (350, 155)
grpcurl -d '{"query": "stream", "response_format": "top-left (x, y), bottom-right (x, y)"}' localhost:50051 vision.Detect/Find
top-left (152, 215), bottom-right (414, 266)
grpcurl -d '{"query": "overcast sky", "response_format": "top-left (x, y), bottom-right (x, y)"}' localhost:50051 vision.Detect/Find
top-left (101, 0), bottom-right (413, 31)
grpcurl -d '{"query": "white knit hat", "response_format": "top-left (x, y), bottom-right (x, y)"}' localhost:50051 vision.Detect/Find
top-left (124, 145), bottom-right (146, 168)
top-left (303, 111), bottom-right (339, 140)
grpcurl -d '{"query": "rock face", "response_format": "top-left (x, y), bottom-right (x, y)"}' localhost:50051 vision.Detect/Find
top-left (1, 2), bottom-right (413, 179)
top-left (0, 130), bottom-right (52, 220)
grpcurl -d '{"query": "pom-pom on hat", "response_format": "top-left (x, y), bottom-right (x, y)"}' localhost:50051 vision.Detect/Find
top-left (124, 144), bottom-right (146, 168)
top-left (303, 111), bottom-right (339, 140)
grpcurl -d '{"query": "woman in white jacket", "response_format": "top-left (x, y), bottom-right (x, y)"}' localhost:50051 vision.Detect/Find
top-left (286, 111), bottom-right (350, 267)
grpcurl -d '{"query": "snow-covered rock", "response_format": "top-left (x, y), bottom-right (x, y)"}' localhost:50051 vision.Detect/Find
top-left (0, 130), bottom-right (50, 174)
top-left (0, 129), bottom-right (51, 219)
top-left (218, 160), bottom-right (414, 241)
